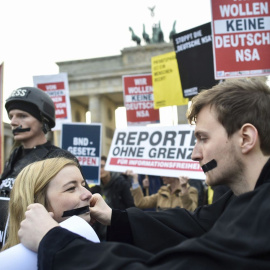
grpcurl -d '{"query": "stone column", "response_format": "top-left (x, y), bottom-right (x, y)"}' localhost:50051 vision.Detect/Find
top-left (177, 104), bottom-right (188, 124)
top-left (88, 95), bottom-right (101, 123)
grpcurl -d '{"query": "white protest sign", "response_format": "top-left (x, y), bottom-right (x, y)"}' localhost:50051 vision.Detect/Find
top-left (0, 216), bottom-right (99, 270)
top-left (106, 125), bottom-right (205, 180)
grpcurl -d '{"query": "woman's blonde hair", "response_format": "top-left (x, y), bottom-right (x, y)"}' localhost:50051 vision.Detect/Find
top-left (1, 157), bottom-right (79, 251)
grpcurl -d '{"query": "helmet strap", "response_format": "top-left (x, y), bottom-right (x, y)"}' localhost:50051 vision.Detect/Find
top-left (41, 114), bottom-right (51, 134)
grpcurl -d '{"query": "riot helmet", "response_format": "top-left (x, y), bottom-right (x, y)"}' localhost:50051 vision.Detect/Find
top-left (5, 87), bottom-right (56, 132)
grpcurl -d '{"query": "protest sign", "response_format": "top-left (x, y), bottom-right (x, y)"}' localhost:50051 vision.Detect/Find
top-left (106, 125), bottom-right (205, 180)
top-left (173, 22), bottom-right (219, 98)
top-left (151, 51), bottom-right (188, 109)
top-left (211, 0), bottom-right (270, 79)
top-left (33, 73), bottom-right (72, 130)
top-left (123, 74), bottom-right (160, 125)
top-left (0, 197), bottom-right (9, 250)
top-left (61, 123), bottom-right (102, 185)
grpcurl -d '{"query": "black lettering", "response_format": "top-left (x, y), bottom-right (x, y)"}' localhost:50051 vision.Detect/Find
top-left (149, 148), bottom-right (156, 157)
top-left (120, 147), bottom-right (129, 155)
top-left (190, 131), bottom-right (196, 146)
top-left (178, 131), bottom-right (190, 146)
top-left (167, 148), bottom-right (176, 159)
top-left (258, 18), bottom-right (264, 29)
top-left (186, 148), bottom-right (193, 159)
top-left (129, 147), bottom-right (137, 156)
top-left (157, 148), bottom-right (166, 158)
top-left (126, 132), bottom-right (137, 145)
top-left (176, 148), bottom-right (187, 159)
top-left (137, 147), bottom-right (144, 157)
top-left (226, 20), bottom-right (234, 31)
top-left (112, 147), bottom-right (120, 155)
top-left (163, 131), bottom-right (176, 146)
top-left (150, 131), bottom-right (162, 146)
top-left (115, 132), bottom-right (126, 145)
top-left (137, 132), bottom-right (149, 145)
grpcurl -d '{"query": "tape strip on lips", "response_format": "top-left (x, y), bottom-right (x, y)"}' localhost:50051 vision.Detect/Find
top-left (62, 205), bottom-right (90, 217)
top-left (202, 159), bottom-right (217, 173)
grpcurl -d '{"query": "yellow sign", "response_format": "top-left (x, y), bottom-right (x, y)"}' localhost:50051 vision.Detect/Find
top-left (151, 51), bottom-right (188, 109)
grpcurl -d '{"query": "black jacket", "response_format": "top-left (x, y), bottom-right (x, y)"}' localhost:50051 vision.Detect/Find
top-left (101, 172), bottom-right (134, 210)
top-left (90, 172), bottom-right (135, 241)
top-left (38, 159), bottom-right (270, 269)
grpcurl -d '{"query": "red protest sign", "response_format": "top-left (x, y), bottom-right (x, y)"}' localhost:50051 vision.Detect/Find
top-left (37, 82), bottom-right (68, 118)
top-left (211, 0), bottom-right (270, 79)
top-left (123, 74), bottom-right (160, 126)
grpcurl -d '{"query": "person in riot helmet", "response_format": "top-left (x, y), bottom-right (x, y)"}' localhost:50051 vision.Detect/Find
top-left (0, 86), bottom-right (79, 197)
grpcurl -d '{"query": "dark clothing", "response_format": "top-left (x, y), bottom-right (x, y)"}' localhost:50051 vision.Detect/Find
top-left (188, 179), bottom-right (207, 206)
top-left (90, 172), bottom-right (135, 240)
top-left (38, 159), bottom-right (270, 269)
top-left (0, 141), bottom-right (79, 197)
top-left (212, 185), bottom-right (231, 203)
top-left (138, 174), bottom-right (163, 196)
top-left (92, 172), bottom-right (135, 210)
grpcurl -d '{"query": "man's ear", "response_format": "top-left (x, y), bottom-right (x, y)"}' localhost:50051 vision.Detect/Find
top-left (239, 124), bottom-right (258, 154)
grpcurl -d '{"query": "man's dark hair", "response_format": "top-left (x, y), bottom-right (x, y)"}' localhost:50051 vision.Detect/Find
top-left (187, 78), bottom-right (270, 155)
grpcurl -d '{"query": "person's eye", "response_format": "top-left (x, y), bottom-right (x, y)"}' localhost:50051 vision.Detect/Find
top-left (66, 186), bottom-right (76, 192)
top-left (19, 114), bottom-right (27, 119)
top-left (198, 136), bottom-right (207, 142)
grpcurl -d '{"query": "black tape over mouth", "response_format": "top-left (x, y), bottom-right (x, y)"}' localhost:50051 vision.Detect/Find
top-left (12, 126), bottom-right (31, 135)
top-left (202, 159), bottom-right (217, 173)
top-left (62, 205), bottom-right (90, 217)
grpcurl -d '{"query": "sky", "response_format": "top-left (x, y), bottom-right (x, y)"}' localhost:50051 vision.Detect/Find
top-left (0, 0), bottom-right (212, 123)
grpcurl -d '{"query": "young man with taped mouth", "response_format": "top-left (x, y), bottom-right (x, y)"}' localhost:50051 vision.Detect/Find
top-left (1, 157), bottom-right (92, 251)
top-left (19, 78), bottom-right (270, 269)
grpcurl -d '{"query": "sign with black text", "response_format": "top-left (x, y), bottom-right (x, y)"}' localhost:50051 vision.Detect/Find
top-left (211, 0), bottom-right (270, 79)
top-left (61, 123), bottom-right (102, 185)
top-left (173, 22), bottom-right (219, 98)
top-left (106, 125), bottom-right (205, 180)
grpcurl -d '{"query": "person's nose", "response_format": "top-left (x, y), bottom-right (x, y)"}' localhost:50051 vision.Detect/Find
top-left (191, 143), bottom-right (202, 161)
top-left (10, 116), bottom-right (19, 127)
top-left (80, 187), bottom-right (92, 201)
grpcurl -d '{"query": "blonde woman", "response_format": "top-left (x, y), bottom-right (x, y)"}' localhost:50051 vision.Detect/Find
top-left (1, 157), bottom-right (92, 251)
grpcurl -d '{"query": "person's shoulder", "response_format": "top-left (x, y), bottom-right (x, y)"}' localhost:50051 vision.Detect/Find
top-left (45, 143), bottom-right (77, 160)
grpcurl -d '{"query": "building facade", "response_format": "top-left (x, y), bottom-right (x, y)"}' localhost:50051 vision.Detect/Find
top-left (57, 42), bottom-right (187, 155)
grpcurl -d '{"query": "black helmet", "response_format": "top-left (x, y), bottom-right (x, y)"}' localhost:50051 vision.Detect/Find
top-left (5, 87), bottom-right (55, 128)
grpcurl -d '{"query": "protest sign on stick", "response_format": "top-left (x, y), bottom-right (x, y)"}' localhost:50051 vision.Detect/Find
top-left (106, 125), bottom-right (205, 180)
